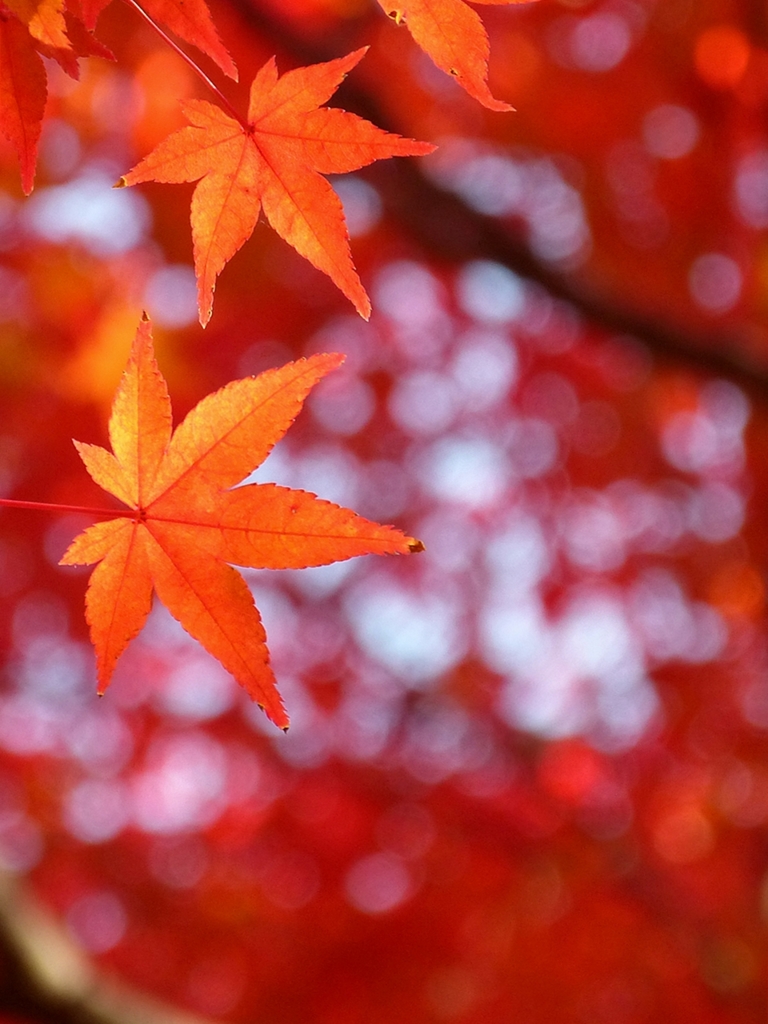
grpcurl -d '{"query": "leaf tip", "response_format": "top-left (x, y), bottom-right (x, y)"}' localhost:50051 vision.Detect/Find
top-left (355, 292), bottom-right (372, 320)
top-left (113, 176), bottom-right (128, 189)
top-left (348, 45), bottom-right (370, 62)
top-left (408, 538), bottom-right (425, 553)
top-left (198, 288), bottom-right (214, 328)
top-left (261, 701), bottom-right (290, 731)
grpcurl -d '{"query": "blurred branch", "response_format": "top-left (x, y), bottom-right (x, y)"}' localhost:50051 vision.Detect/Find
top-left (369, 156), bottom-right (768, 394)
top-left (0, 872), bottom-right (215, 1024)
top-left (234, 1), bottom-right (768, 400)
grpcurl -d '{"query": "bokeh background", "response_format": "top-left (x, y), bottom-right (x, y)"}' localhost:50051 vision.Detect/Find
top-left (0, 0), bottom-right (767, 1021)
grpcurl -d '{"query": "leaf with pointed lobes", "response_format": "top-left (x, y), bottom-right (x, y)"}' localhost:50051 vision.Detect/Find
top-left (60, 318), bottom-right (423, 730)
top-left (379, 0), bottom-right (538, 111)
top-left (117, 48), bottom-right (435, 326)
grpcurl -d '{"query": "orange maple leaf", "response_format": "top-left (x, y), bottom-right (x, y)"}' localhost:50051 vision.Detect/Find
top-left (378, 0), bottom-right (537, 111)
top-left (117, 48), bottom-right (435, 325)
top-left (60, 318), bottom-right (423, 729)
top-left (4, 0), bottom-right (69, 51)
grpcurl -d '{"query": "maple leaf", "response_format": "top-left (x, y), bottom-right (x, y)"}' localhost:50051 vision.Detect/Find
top-left (60, 318), bottom-right (423, 730)
top-left (378, 0), bottom-right (537, 111)
top-left (117, 48), bottom-right (435, 325)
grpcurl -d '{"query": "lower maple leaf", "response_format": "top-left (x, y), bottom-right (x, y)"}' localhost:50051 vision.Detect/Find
top-left (60, 318), bottom-right (423, 729)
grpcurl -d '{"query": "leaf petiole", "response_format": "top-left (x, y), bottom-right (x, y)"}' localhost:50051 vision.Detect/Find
top-left (121, 0), bottom-right (247, 129)
top-left (0, 498), bottom-right (124, 518)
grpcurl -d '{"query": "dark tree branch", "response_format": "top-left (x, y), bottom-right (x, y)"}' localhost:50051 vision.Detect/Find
top-left (233, 1), bottom-right (768, 401)
top-left (367, 155), bottom-right (768, 391)
top-left (0, 872), bottom-right (214, 1024)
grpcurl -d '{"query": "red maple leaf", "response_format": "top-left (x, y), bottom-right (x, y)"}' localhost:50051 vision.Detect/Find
top-left (0, 1), bottom-right (112, 193)
top-left (117, 48), bottom-right (436, 324)
top-left (378, 0), bottom-right (538, 111)
top-left (0, 15), bottom-right (47, 195)
top-left (60, 318), bottom-right (423, 729)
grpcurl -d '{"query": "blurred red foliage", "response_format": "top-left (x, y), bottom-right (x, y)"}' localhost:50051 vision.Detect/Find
top-left (0, 1), bottom-right (766, 1022)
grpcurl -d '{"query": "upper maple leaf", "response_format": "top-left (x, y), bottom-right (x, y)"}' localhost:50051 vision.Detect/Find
top-left (60, 318), bottom-right (423, 729)
top-left (378, 0), bottom-right (538, 111)
top-left (0, 0), bottom-right (233, 194)
top-left (117, 48), bottom-right (436, 325)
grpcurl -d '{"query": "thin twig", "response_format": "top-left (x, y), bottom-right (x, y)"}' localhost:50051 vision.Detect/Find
top-left (0, 498), bottom-right (123, 517)
top-left (121, 0), bottom-right (248, 129)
